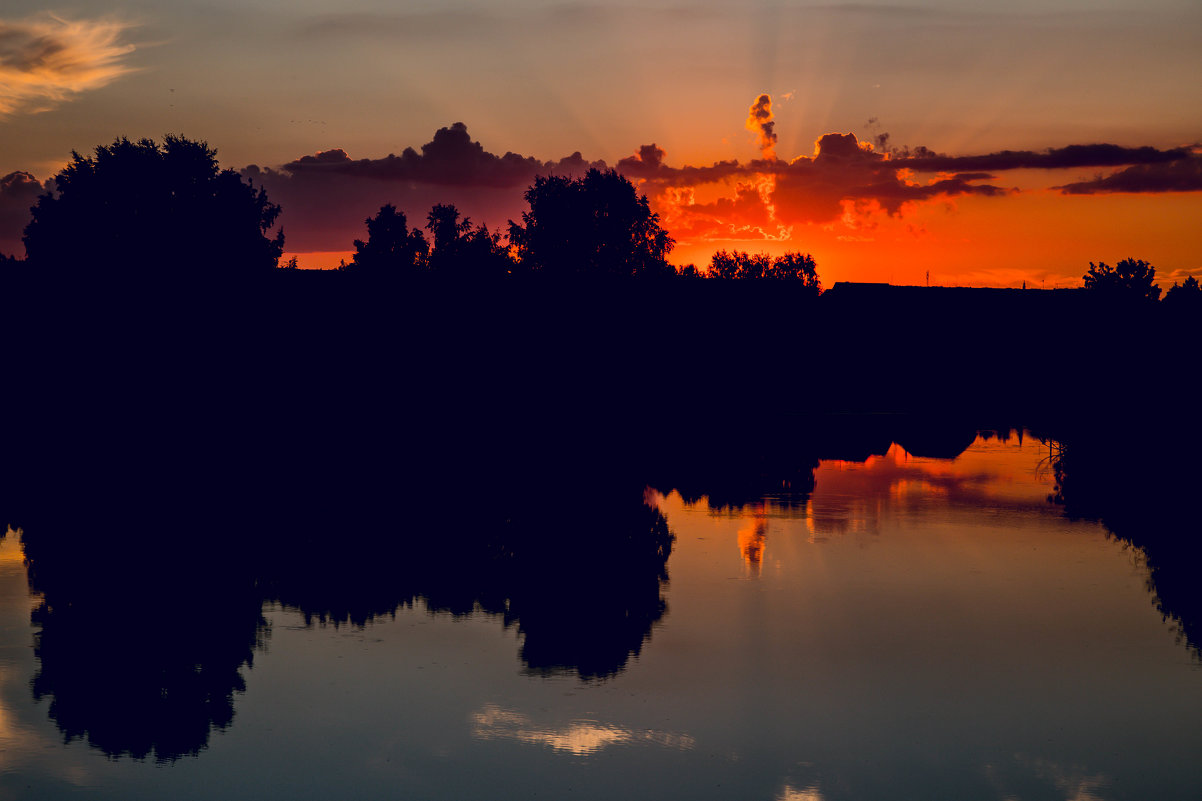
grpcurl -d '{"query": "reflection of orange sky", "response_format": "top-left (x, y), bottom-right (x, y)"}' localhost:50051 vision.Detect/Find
top-left (736, 508), bottom-right (768, 576)
top-left (805, 434), bottom-right (1054, 536)
top-left (662, 432), bottom-right (1057, 549)
top-left (0, 530), bottom-right (25, 571)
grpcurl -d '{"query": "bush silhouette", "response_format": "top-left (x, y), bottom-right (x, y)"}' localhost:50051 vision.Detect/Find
top-left (23, 136), bottom-right (283, 275)
top-left (508, 168), bottom-right (674, 277)
top-left (708, 249), bottom-right (821, 291)
top-left (425, 203), bottom-right (511, 278)
top-left (1082, 258), bottom-right (1161, 301)
top-left (345, 203), bottom-right (429, 274)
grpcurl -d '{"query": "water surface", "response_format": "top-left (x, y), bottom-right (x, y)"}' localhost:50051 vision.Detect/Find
top-left (1, 432), bottom-right (1199, 800)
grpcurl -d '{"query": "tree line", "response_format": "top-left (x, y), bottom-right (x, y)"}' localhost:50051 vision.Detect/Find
top-left (2, 134), bottom-right (1199, 303)
top-left (1, 135), bottom-right (821, 290)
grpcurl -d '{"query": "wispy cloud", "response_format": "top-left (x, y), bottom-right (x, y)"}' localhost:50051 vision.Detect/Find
top-left (0, 14), bottom-right (137, 117)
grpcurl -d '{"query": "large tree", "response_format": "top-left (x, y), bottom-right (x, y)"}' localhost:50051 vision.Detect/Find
top-left (1082, 258), bottom-right (1161, 301)
top-left (23, 136), bottom-right (283, 275)
top-left (508, 168), bottom-right (674, 277)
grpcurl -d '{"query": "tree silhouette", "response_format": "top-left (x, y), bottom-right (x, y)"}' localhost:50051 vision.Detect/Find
top-left (708, 249), bottom-right (821, 291)
top-left (710, 250), bottom-right (770, 280)
top-left (1082, 258), bottom-right (1161, 301)
top-left (508, 168), bottom-right (674, 277)
top-left (22, 136), bottom-right (283, 275)
top-left (1163, 275), bottom-right (1200, 307)
top-left (346, 203), bottom-right (428, 274)
top-left (425, 203), bottom-right (511, 277)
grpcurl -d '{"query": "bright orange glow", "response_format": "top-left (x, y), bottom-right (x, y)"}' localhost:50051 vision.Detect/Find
top-left (0, 530), bottom-right (24, 570)
top-left (281, 250), bottom-right (352, 270)
top-left (735, 507), bottom-right (768, 576)
top-left (659, 185), bottom-right (1202, 287)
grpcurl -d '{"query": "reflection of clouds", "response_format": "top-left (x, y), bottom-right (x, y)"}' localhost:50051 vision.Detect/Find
top-left (807, 439), bottom-right (1054, 537)
top-left (736, 509), bottom-right (768, 576)
top-left (471, 704), bottom-right (695, 756)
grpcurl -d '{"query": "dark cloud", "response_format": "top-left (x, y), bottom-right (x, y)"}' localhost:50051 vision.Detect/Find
top-left (745, 94), bottom-right (777, 159)
top-left (894, 143), bottom-right (1192, 173)
top-left (280, 123), bottom-right (603, 189)
top-left (633, 131), bottom-right (1012, 230)
top-left (1054, 154), bottom-right (1202, 194)
top-left (0, 170), bottom-right (46, 256)
top-left (616, 144), bottom-right (666, 175)
top-left (247, 124), bottom-right (605, 252)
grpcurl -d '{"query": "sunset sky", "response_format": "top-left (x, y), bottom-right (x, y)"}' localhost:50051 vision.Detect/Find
top-left (2, 0), bottom-right (1200, 286)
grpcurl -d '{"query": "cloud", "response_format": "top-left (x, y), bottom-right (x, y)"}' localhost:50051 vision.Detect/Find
top-left (893, 143), bottom-right (1192, 173)
top-left (0, 14), bottom-right (137, 117)
top-left (1054, 153), bottom-right (1202, 194)
top-left (280, 122), bottom-right (603, 189)
top-left (745, 94), bottom-right (777, 159)
top-left (6, 90), bottom-right (1187, 259)
top-left (629, 126), bottom-right (1012, 235)
top-left (0, 170), bottom-right (46, 256)
top-left (246, 123), bottom-right (606, 252)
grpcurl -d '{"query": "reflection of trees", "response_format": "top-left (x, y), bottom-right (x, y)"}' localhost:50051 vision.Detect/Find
top-left (649, 418), bottom-right (821, 511)
top-left (1042, 429), bottom-right (1201, 657)
top-left (266, 481), bottom-right (676, 681)
top-left (17, 513), bottom-right (264, 762)
top-left (4, 406), bottom-right (677, 758)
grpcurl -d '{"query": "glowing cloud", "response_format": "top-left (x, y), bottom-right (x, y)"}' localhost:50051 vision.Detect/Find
top-left (745, 93), bottom-right (778, 160)
top-left (0, 15), bottom-right (136, 117)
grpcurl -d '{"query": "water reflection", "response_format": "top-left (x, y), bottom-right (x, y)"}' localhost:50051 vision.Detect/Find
top-left (471, 704), bottom-right (695, 755)
top-left (736, 509), bottom-right (769, 576)
top-left (4, 452), bottom-right (675, 759)
top-left (777, 785), bottom-right (825, 801)
top-left (2, 412), bottom-right (1200, 778)
top-left (1041, 426), bottom-right (1202, 658)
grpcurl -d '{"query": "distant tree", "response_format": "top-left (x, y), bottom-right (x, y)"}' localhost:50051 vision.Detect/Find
top-left (346, 204), bottom-right (428, 274)
top-left (710, 250), bottom-right (770, 280)
top-left (508, 169), bottom-right (674, 277)
top-left (23, 136), bottom-right (283, 275)
top-left (1163, 275), bottom-right (1200, 306)
top-left (1082, 258), bottom-right (1161, 301)
top-left (677, 264), bottom-right (703, 279)
top-left (768, 252), bottom-right (821, 291)
top-left (707, 250), bottom-right (821, 293)
top-left (425, 203), bottom-right (511, 277)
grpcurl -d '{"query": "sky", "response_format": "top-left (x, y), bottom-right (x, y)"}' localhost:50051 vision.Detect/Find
top-left (1, 0), bottom-right (1200, 286)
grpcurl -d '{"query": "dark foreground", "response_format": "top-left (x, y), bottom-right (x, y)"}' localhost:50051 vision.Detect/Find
top-left (0, 273), bottom-right (1197, 781)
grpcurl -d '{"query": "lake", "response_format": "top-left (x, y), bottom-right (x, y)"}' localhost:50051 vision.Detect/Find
top-left (1, 429), bottom-right (1199, 800)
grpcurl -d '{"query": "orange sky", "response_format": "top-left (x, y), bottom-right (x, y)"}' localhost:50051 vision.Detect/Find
top-left (275, 117), bottom-right (1202, 288)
